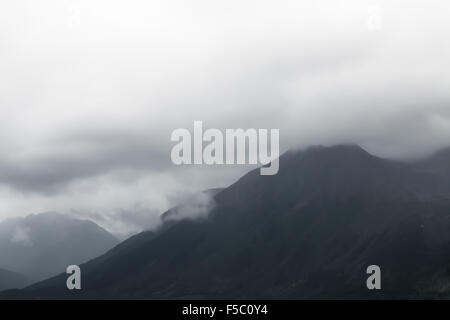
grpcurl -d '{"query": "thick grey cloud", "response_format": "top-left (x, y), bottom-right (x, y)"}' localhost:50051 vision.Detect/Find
top-left (0, 0), bottom-right (449, 233)
top-left (0, 132), bottom-right (170, 194)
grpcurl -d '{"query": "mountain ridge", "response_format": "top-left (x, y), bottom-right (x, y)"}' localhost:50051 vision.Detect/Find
top-left (4, 144), bottom-right (450, 299)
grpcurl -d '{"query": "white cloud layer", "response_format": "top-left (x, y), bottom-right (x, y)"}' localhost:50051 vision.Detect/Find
top-left (0, 0), bottom-right (449, 233)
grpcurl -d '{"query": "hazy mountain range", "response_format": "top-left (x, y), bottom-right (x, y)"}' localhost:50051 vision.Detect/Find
top-left (0, 212), bottom-right (118, 283)
top-left (0, 268), bottom-right (30, 291)
top-left (4, 145), bottom-right (450, 299)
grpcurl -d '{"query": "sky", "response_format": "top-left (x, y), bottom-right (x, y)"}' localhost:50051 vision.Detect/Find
top-left (0, 0), bottom-right (449, 236)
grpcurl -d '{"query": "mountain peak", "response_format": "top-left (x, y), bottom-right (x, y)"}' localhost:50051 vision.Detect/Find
top-left (25, 211), bottom-right (69, 222)
top-left (283, 144), bottom-right (373, 162)
top-left (0, 212), bottom-right (118, 282)
top-left (304, 143), bottom-right (366, 153)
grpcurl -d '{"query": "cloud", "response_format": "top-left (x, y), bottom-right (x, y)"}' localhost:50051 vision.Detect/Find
top-left (69, 206), bottom-right (163, 239)
top-left (164, 191), bottom-right (217, 222)
top-left (10, 226), bottom-right (33, 246)
top-left (0, 0), bottom-right (449, 232)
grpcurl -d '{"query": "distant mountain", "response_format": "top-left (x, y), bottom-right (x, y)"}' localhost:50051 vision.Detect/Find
top-left (415, 147), bottom-right (450, 174)
top-left (0, 212), bottom-right (119, 282)
top-left (5, 145), bottom-right (450, 299)
top-left (0, 268), bottom-right (30, 291)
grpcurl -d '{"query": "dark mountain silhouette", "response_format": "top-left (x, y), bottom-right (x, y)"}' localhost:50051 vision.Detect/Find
top-left (4, 144), bottom-right (450, 299)
top-left (0, 212), bottom-right (118, 282)
top-left (0, 268), bottom-right (31, 291)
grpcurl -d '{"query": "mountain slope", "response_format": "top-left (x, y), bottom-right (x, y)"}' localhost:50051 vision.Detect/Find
top-left (0, 268), bottom-right (31, 291)
top-left (4, 145), bottom-right (450, 299)
top-left (0, 212), bottom-right (119, 282)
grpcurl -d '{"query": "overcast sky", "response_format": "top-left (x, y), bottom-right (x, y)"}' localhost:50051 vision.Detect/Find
top-left (0, 0), bottom-right (449, 235)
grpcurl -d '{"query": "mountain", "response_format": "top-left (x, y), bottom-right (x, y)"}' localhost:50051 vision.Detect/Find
top-left (0, 212), bottom-right (119, 282)
top-left (4, 144), bottom-right (450, 299)
top-left (415, 147), bottom-right (450, 175)
top-left (0, 268), bottom-right (31, 291)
